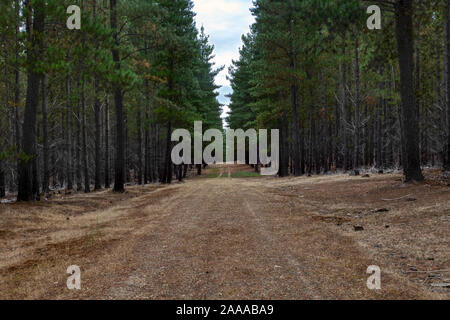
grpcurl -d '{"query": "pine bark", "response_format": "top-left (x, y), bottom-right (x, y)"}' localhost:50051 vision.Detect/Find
top-left (290, 47), bottom-right (301, 176)
top-left (444, 0), bottom-right (450, 171)
top-left (17, 0), bottom-right (45, 201)
top-left (394, 0), bottom-right (424, 181)
top-left (42, 75), bottom-right (49, 193)
top-left (93, 2), bottom-right (102, 190)
top-left (137, 107), bottom-right (143, 185)
top-left (104, 94), bottom-right (111, 188)
top-left (66, 75), bottom-right (73, 190)
top-left (94, 80), bottom-right (101, 190)
top-left (341, 40), bottom-right (349, 172)
top-left (110, 0), bottom-right (125, 192)
top-left (0, 160), bottom-right (4, 198)
top-left (353, 39), bottom-right (360, 171)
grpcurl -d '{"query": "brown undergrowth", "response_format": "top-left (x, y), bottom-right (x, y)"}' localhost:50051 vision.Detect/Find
top-left (0, 166), bottom-right (448, 299)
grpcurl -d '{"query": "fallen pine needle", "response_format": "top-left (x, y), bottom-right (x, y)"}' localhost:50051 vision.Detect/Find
top-left (404, 269), bottom-right (450, 274)
top-left (381, 194), bottom-right (412, 201)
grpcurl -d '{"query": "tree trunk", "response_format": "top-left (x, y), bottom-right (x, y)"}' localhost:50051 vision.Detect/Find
top-left (14, 0), bottom-right (21, 150)
top-left (110, 0), bottom-right (125, 192)
top-left (394, 0), bottom-right (424, 182)
top-left (32, 124), bottom-right (40, 200)
top-left (144, 107), bottom-right (150, 184)
top-left (341, 40), bottom-right (349, 172)
top-left (76, 80), bottom-right (82, 191)
top-left (41, 75), bottom-right (49, 193)
top-left (375, 78), bottom-right (383, 169)
top-left (444, 0), bottom-right (450, 171)
top-left (66, 75), bottom-right (73, 191)
top-left (104, 94), bottom-right (111, 188)
top-left (94, 80), bottom-right (101, 190)
top-left (93, 0), bottom-right (101, 190)
top-left (353, 39), bottom-right (360, 171)
top-left (162, 122), bottom-right (173, 184)
top-left (279, 112), bottom-right (289, 177)
top-left (81, 77), bottom-right (90, 193)
top-left (0, 160), bottom-right (5, 198)
top-left (290, 48), bottom-right (301, 176)
top-left (125, 117), bottom-right (131, 183)
top-left (154, 123), bottom-right (160, 181)
top-left (137, 107), bottom-right (143, 185)
top-left (17, 0), bottom-right (45, 201)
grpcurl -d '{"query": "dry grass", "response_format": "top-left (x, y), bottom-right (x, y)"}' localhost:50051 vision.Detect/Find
top-left (0, 184), bottom-right (172, 299)
top-left (0, 166), bottom-right (448, 299)
top-left (261, 169), bottom-right (450, 298)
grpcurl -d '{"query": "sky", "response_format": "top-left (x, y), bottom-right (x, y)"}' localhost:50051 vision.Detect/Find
top-left (192, 0), bottom-right (255, 121)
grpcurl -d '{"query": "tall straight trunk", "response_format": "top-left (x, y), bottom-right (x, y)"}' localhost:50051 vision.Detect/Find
top-left (14, 0), bottom-right (21, 149)
top-left (137, 107), bottom-right (143, 185)
top-left (59, 107), bottom-right (65, 188)
top-left (375, 77), bottom-right (383, 169)
top-left (81, 77), bottom-right (90, 192)
top-left (307, 81), bottom-right (316, 174)
top-left (76, 80), bottom-right (82, 191)
top-left (278, 112), bottom-right (289, 177)
top-left (394, 0), bottom-right (424, 182)
top-left (290, 48), bottom-right (301, 176)
top-left (110, 0), bottom-right (125, 192)
top-left (41, 75), bottom-right (49, 193)
top-left (125, 118), bottom-right (130, 183)
top-left (363, 90), bottom-right (369, 167)
top-left (93, 3), bottom-right (102, 190)
top-left (146, 81), bottom-right (156, 183)
top-left (0, 159), bottom-right (4, 198)
top-left (51, 152), bottom-right (57, 189)
top-left (341, 40), bottom-right (349, 171)
top-left (144, 108), bottom-right (150, 183)
top-left (2, 39), bottom-right (8, 197)
top-left (415, 43), bottom-right (423, 164)
top-left (18, 0), bottom-right (45, 201)
top-left (353, 39), bottom-right (360, 171)
top-left (14, 71), bottom-right (20, 146)
top-left (320, 71), bottom-right (328, 173)
top-left (32, 123), bottom-right (40, 200)
top-left (66, 75), bottom-right (73, 190)
top-left (154, 123), bottom-right (160, 180)
top-left (162, 57), bottom-right (175, 184)
top-left (104, 94), bottom-right (111, 188)
top-left (300, 125), bottom-right (305, 174)
top-left (94, 80), bottom-right (101, 190)
top-left (334, 99), bottom-right (340, 169)
top-left (385, 100), bottom-right (394, 167)
top-left (314, 107), bottom-right (320, 174)
top-left (162, 122), bottom-right (173, 184)
top-left (444, 0), bottom-right (450, 171)
top-left (436, 44), bottom-right (442, 167)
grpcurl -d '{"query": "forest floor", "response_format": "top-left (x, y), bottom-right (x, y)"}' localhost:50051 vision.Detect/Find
top-left (0, 165), bottom-right (449, 300)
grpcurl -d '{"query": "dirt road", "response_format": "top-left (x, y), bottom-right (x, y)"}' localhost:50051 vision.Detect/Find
top-left (1, 166), bottom-right (449, 299)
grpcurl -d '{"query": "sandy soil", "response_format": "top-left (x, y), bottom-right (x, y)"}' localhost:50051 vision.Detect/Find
top-left (0, 165), bottom-right (449, 300)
